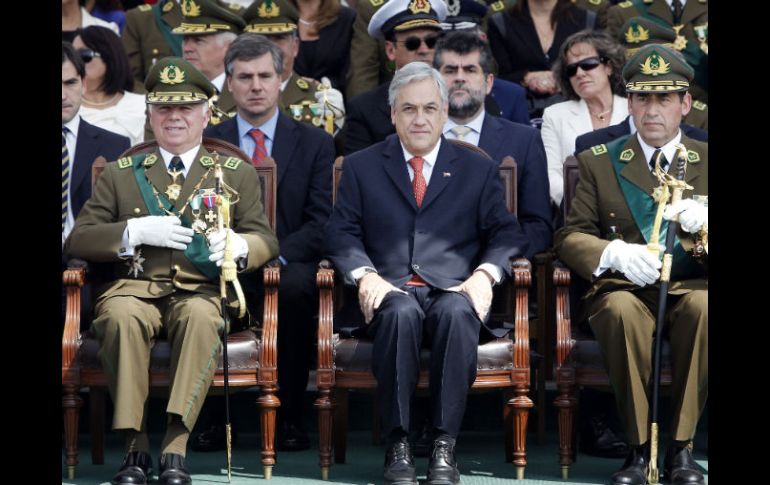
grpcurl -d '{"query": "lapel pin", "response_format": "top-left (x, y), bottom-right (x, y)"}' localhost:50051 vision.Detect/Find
top-left (443, 172), bottom-right (451, 177)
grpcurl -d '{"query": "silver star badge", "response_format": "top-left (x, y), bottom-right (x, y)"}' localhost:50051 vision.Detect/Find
top-left (126, 248), bottom-right (146, 278)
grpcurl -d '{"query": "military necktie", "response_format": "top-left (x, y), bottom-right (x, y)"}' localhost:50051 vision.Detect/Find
top-left (62, 127), bottom-right (70, 232)
top-left (449, 125), bottom-right (472, 141)
top-left (408, 156), bottom-right (427, 208)
top-left (649, 149), bottom-right (668, 173)
top-left (168, 156), bottom-right (185, 184)
top-left (249, 128), bottom-right (268, 166)
top-left (672, 0), bottom-right (683, 24)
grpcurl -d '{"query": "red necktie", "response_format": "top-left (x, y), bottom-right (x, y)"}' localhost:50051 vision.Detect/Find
top-left (408, 156), bottom-right (426, 208)
top-left (249, 128), bottom-right (267, 166)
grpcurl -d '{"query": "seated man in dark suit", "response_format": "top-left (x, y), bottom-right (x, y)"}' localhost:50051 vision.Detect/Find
top-left (201, 33), bottom-right (335, 452)
top-left (325, 61), bottom-right (530, 485)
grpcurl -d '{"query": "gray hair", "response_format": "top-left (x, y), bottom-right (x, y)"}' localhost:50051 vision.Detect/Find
top-left (215, 31), bottom-right (238, 47)
top-left (224, 33), bottom-right (284, 77)
top-left (388, 62), bottom-right (448, 108)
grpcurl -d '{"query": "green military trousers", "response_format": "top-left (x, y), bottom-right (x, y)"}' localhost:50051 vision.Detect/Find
top-left (587, 288), bottom-right (708, 445)
top-left (91, 291), bottom-right (223, 433)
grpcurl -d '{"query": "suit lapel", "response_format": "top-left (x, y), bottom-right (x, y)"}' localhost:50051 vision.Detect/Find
top-left (146, 148), bottom-right (172, 203)
top-left (567, 101), bottom-right (589, 138)
top-left (382, 137), bottom-right (418, 211)
top-left (618, 135), bottom-right (657, 196)
top-left (271, 113), bottom-right (297, 186)
top-left (676, 134), bottom-right (702, 186)
top-left (478, 114), bottom-right (503, 159)
top-left (71, 119), bottom-right (98, 198)
top-left (420, 139), bottom-right (455, 211)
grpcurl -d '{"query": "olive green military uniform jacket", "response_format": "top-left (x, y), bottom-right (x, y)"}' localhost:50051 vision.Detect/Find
top-left (346, 0), bottom-right (390, 100)
top-left (280, 73), bottom-right (324, 126)
top-left (684, 99), bottom-right (708, 131)
top-left (65, 146), bottom-right (279, 304)
top-left (607, 0), bottom-right (708, 101)
top-left (554, 133), bottom-right (707, 303)
top-left (123, 0), bottom-right (183, 93)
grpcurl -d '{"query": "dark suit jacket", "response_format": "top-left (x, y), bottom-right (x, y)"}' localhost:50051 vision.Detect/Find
top-left (294, 7), bottom-right (356, 95)
top-left (204, 113), bottom-right (334, 262)
top-left (343, 81), bottom-right (392, 155)
top-left (478, 114), bottom-right (552, 258)
top-left (325, 134), bottom-right (530, 289)
top-left (489, 78), bottom-right (530, 126)
top-left (573, 116), bottom-right (709, 155)
top-left (71, 118), bottom-right (131, 219)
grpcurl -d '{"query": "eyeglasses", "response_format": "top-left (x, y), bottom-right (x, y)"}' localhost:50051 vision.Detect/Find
top-left (565, 56), bottom-right (607, 77)
top-left (394, 34), bottom-right (442, 51)
top-left (77, 48), bottom-right (102, 63)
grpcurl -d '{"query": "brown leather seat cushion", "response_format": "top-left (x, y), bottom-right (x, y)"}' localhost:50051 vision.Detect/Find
top-left (333, 335), bottom-right (514, 373)
top-left (78, 329), bottom-right (261, 371)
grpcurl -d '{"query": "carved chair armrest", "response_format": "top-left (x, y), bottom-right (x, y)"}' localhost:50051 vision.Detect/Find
top-left (62, 266), bottom-right (86, 384)
top-left (552, 260), bottom-right (573, 369)
top-left (511, 258), bottom-right (531, 371)
top-left (316, 259), bottom-right (336, 389)
top-left (258, 260), bottom-right (281, 386)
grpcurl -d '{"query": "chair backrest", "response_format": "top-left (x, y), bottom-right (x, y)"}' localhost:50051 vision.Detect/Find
top-left (95, 138), bottom-right (277, 231)
top-left (563, 155), bottom-right (579, 220)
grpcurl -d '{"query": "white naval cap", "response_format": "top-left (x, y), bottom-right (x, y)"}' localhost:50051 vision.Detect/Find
top-left (367, 0), bottom-right (448, 40)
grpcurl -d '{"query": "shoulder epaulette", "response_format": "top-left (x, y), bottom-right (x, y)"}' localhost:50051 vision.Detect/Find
top-left (199, 155), bottom-right (215, 167)
top-left (692, 100), bottom-right (707, 111)
top-left (296, 77), bottom-right (310, 90)
top-left (138, 4), bottom-right (152, 11)
top-left (370, 0), bottom-right (384, 6)
top-left (117, 156), bottom-right (134, 169)
top-left (223, 157), bottom-right (243, 170)
top-left (490, 1), bottom-right (505, 12)
top-left (591, 144), bottom-right (608, 156)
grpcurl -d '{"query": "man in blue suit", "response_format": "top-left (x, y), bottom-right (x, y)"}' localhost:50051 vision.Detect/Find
top-left (202, 33), bottom-right (335, 452)
top-left (325, 62), bottom-right (529, 485)
top-left (434, 31), bottom-right (552, 259)
top-left (62, 41), bottom-right (131, 247)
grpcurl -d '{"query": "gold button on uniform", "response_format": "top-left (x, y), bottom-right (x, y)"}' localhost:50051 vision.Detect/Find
top-left (134, 208), bottom-right (141, 214)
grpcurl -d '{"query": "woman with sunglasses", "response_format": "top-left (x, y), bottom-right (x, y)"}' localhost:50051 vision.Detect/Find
top-left (73, 25), bottom-right (146, 146)
top-left (541, 29), bottom-right (627, 206)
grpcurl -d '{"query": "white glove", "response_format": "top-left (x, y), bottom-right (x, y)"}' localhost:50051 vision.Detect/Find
top-left (314, 77), bottom-right (346, 132)
top-left (447, 271), bottom-right (494, 321)
top-left (126, 215), bottom-right (194, 251)
top-left (663, 198), bottom-right (708, 233)
top-left (602, 239), bottom-right (662, 287)
top-left (207, 228), bottom-right (249, 266)
top-left (358, 272), bottom-right (407, 324)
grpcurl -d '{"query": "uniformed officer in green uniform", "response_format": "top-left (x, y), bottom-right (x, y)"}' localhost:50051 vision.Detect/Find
top-left (606, 0), bottom-right (707, 103)
top-left (617, 16), bottom-right (707, 131)
top-left (555, 44), bottom-right (707, 485)
top-left (123, 0), bottom-right (184, 93)
top-left (65, 57), bottom-right (279, 485)
top-left (242, 0), bottom-right (347, 136)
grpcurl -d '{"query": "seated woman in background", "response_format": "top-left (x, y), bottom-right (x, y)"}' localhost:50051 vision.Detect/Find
top-left (541, 29), bottom-right (627, 206)
top-left (73, 26), bottom-right (146, 146)
top-left (290, 0), bottom-right (356, 95)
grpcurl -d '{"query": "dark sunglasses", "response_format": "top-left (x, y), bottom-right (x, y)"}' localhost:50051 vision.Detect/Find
top-left (565, 56), bottom-right (607, 77)
top-left (396, 34), bottom-right (442, 51)
top-left (77, 48), bottom-right (102, 63)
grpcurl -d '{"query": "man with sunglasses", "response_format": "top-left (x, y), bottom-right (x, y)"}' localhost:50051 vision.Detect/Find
top-left (343, 0), bottom-right (448, 155)
top-left (555, 44), bottom-right (707, 485)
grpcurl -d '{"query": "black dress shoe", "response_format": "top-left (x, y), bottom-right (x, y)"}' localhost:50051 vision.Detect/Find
top-left (111, 451), bottom-right (152, 485)
top-left (158, 453), bottom-right (192, 485)
top-left (610, 444), bottom-right (648, 485)
top-left (427, 436), bottom-right (460, 485)
top-left (580, 413), bottom-right (630, 458)
top-left (383, 437), bottom-right (417, 485)
top-left (664, 446), bottom-right (705, 485)
top-left (276, 422), bottom-right (310, 451)
top-left (190, 424), bottom-right (238, 452)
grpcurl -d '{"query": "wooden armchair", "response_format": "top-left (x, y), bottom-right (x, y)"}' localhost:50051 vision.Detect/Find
top-left (552, 155), bottom-right (674, 479)
top-left (314, 144), bottom-right (534, 480)
top-left (62, 138), bottom-right (280, 480)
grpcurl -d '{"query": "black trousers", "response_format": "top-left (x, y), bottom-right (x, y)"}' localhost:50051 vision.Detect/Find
top-left (366, 286), bottom-right (481, 439)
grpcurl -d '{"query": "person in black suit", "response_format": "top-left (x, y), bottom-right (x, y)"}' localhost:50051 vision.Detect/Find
top-left (62, 41), bottom-right (131, 247)
top-left (199, 34), bottom-right (335, 452)
top-left (325, 61), bottom-right (529, 485)
top-left (343, 0), bottom-right (448, 155)
top-left (434, 31), bottom-right (552, 259)
top-left (574, 116), bottom-right (708, 155)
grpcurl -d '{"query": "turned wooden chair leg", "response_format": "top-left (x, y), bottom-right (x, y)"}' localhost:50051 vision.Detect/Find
top-left (333, 388), bottom-right (348, 464)
top-left (554, 383), bottom-right (577, 480)
top-left (63, 384), bottom-right (83, 480)
top-left (510, 387), bottom-right (533, 480)
top-left (90, 388), bottom-right (105, 465)
top-left (257, 383), bottom-right (280, 479)
top-left (315, 385), bottom-right (334, 480)
top-left (503, 389), bottom-right (514, 463)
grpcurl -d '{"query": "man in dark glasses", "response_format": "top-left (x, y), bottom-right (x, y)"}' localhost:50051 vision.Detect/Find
top-left (343, 0), bottom-right (448, 155)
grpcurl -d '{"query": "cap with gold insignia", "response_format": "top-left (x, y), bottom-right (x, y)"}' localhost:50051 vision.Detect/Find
top-left (618, 16), bottom-right (678, 57)
top-left (623, 44), bottom-right (694, 93)
top-left (172, 0), bottom-right (245, 35)
top-left (368, 0), bottom-right (448, 40)
top-left (144, 57), bottom-right (216, 104)
top-left (243, 0), bottom-right (298, 34)
top-left (441, 0), bottom-right (488, 31)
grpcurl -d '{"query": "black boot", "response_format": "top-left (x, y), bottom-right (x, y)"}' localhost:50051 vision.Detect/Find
top-left (158, 453), bottom-right (192, 485)
top-left (610, 444), bottom-right (648, 485)
top-left (111, 451), bottom-right (152, 485)
top-left (426, 435), bottom-right (460, 485)
top-left (383, 436), bottom-right (417, 485)
top-left (664, 445), bottom-right (705, 485)
top-left (190, 424), bottom-right (238, 452)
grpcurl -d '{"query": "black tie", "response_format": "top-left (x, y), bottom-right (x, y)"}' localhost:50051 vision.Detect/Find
top-left (672, 0), bottom-right (683, 23)
top-left (650, 149), bottom-right (668, 172)
top-left (168, 156), bottom-right (185, 184)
